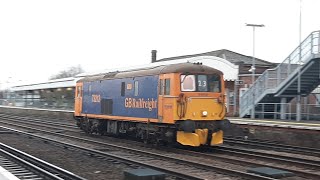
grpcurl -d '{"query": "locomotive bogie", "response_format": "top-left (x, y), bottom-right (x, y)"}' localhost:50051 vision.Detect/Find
top-left (76, 117), bottom-right (177, 144)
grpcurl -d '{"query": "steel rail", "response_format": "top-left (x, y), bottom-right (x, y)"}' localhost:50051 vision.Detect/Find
top-left (0, 115), bottom-right (79, 132)
top-left (1, 116), bottom-right (319, 169)
top-left (0, 125), bottom-right (275, 180)
top-left (1, 117), bottom-right (319, 168)
top-left (0, 143), bottom-right (85, 180)
top-left (214, 146), bottom-right (320, 168)
top-left (224, 137), bottom-right (320, 156)
top-left (0, 114), bottom-right (76, 129)
top-left (164, 147), bottom-right (320, 179)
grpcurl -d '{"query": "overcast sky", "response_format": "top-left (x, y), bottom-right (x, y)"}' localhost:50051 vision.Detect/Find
top-left (1, 0), bottom-right (319, 86)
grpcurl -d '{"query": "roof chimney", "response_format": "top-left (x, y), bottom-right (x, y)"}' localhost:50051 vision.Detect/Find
top-left (151, 50), bottom-right (157, 63)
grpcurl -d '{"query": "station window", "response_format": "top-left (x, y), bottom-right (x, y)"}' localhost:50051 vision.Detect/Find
top-left (164, 79), bottom-right (170, 95)
top-left (228, 91), bottom-right (234, 105)
top-left (121, 82), bottom-right (125, 96)
top-left (316, 94), bottom-right (320, 107)
top-left (134, 81), bottom-right (139, 96)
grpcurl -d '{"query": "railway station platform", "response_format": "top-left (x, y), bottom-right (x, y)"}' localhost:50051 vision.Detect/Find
top-left (227, 117), bottom-right (320, 149)
top-left (229, 118), bottom-right (320, 130)
top-left (0, 166), bottom-right (19, 180)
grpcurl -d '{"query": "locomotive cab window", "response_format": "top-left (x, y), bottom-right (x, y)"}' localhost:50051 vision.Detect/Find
top-left (197, 75), bottom-right (208, 91)
top-left (180, 74), bottom-right (221, 92)
top-left (181, 75), bottom-right (196, 91)
top-left (164, 79), bottom-right (170, 95)
top-left (208, 74), bottom-right (221, 92)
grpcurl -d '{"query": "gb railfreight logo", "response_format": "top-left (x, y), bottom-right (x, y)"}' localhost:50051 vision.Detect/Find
top-left (125, 98), bottom-right (157, 111)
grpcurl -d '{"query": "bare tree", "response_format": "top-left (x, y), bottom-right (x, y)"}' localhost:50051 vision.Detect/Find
top-left (49, 65), bottom-right (85, 80)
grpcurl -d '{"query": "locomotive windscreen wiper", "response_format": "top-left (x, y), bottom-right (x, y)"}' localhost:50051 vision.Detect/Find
top-left (181, 73), bottom-right (190, 83)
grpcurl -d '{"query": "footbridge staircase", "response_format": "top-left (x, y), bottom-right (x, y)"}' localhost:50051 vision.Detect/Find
top-left (240, 31), bottom-right (320, 118)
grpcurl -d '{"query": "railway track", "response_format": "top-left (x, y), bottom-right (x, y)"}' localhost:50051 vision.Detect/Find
top-left (201, 147), bottom-right (319, 179)
top-left (1, 113), bottom-right (319, 158)
top-left (0, 114), bottom-right (79, 133)
top-left (0, 126), bottom-right (275, 180)
top-left (1, 113), bottom-right (319, 179)
top-left (0, 113), bottom-right (74, 124)
top-left (224, 137), bottom-right (320, 157)
top-left (0, 143), bottom-right (85, 180)
top-left (214, 146), bottom-right (320, 168)
top-left (0, 114), bottom-right (76, 129)
top-left (2, 113), bottom-right (319, 157)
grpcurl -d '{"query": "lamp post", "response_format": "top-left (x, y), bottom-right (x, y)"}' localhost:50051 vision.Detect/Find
top-left (297, 0), bottom-right (302, 121)
top-left (246, 23), bottom-right (265, 119)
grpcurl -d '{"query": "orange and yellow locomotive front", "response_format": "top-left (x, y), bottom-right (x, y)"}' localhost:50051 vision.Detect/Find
top-left (158, 71), bottom-right (228, 147)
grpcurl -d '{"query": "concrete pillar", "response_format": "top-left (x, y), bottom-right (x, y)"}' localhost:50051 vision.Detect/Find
top-left (233, 80), bottom-right (237, 116)
top-left (280, 98), bottom-right (287, 120)
top-left (318, 31), bottom-right (320, 53)
top-left (226, 88), bottom-right (230, 113)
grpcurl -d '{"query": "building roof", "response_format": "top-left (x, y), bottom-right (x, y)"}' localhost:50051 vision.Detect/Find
top-left (78, 49), bottom-right (275, 81)
top-left (157, 49), bottom-right (274, 66)
top-left (79, 62), bottom-right (223, 82)
top-left (10, 77), bottom-right (80, 91)
top-left (78, 55), bottom-right (238, 81)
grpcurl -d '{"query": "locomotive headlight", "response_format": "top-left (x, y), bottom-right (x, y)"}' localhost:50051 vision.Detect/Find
top-left (202, 111), bottom-right (208, 117)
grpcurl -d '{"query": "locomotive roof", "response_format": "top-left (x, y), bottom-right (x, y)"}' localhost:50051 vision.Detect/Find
top-left (78, 62), bottom-right (223, 82)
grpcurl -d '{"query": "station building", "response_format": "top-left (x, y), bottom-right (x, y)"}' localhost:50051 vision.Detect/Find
top-left (3, 49), bottom-right (272, 116)
top-left (3, 46), bottom-right (320, 120)
top-left (152, 47), bottom-right (320, 120)
top-left (6, 78), bottom-right (79, 111)
top-left (152, 49), bottom-right (277, 117)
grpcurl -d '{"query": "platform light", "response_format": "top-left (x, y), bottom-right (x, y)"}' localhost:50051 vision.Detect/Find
top-left (246, 23), bottom-right (265, 119)
top-left (296, 0), bottom-right (302, 121)
top-left (66, 87), bottom-right (73, 91)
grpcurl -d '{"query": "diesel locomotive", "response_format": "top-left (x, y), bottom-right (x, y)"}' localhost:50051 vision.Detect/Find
top-left (74, 62), bottom-right (230, 146)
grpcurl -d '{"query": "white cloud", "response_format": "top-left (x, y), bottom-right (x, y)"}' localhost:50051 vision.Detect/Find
top-left (0, 0), bottom-right (319, 83)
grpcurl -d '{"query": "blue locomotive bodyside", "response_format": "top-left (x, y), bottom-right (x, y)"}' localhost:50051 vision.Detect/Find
top-left (81, 75), bottom-right (159, 119)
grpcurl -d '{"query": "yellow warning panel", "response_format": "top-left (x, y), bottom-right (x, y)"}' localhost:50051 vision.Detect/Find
top-left (176, 131), bottom-right (201, 147)
top-left (210, 130), bottom-right (223, 145)
top-left (195, 129), bottom-right (208, 145)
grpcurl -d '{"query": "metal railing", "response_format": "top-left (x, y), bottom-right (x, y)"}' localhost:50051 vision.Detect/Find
top-left (240, 31), bottom-right (320, 117)
top-left (255, 102), bottom-right (320, 121)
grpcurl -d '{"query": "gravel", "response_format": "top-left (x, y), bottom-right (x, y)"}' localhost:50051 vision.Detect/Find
top-left (0, 132), bottom-right (135, 180)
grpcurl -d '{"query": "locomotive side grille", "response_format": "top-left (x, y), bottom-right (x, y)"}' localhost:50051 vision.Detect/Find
top-left (101, 99), bottom-right (113, 115)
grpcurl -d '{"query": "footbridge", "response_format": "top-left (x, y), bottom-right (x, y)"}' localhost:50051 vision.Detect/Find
top-left (240, 31), bottom-right (320, 119)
